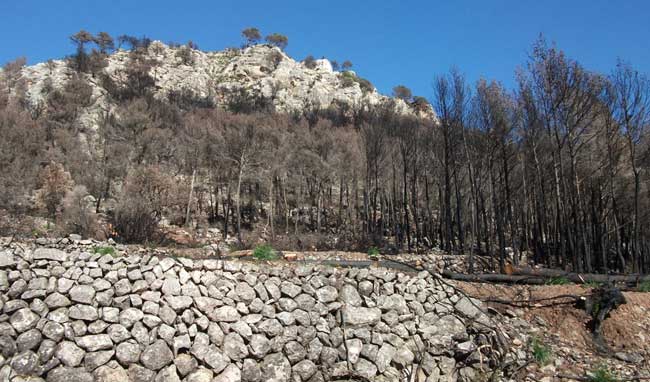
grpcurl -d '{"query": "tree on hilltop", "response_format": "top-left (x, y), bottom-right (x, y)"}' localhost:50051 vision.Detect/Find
top-left (392, 85), bottom-right (413, 102)
top-left (242, 27), bottom-right (261, 46)
top-left (70, 30), bottom-right (94, 72)
top-left (117, 34), bottom-right (152, 51)
top-left (412, 96), bottom-right (429, 111)
top-left (265, 33), bottom-right (288, 50)
top-left (94, 32), bottom-right (115, 54)
top-left (303, 55), bottom-right (317, 69)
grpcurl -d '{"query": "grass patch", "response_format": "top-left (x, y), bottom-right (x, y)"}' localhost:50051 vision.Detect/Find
top-left (531, 337), bottom-right (552, 365)
top-left (252, 244), bottom-right (278, 260)
top-left (638, 281), bottom-right (650, 292)
top-left (367, 247), bottom-right (380, 258)
top-left (589, 365), bottom-right (617, 382)
top-left (584, 281), bottom-right (602, 289)
top-left (545, 276), bottom-right (570, 285)
top-left (93, 246), bottom-right (116, 256)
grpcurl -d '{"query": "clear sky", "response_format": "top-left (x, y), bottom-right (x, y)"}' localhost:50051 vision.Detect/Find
top-left (1, 0), bottom-right (649, 98)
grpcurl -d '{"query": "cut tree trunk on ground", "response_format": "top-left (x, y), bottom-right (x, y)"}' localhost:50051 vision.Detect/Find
top-left (442, 269), bottom-right (650, 285)
top-left (442, 271), bottom-right (547, 284)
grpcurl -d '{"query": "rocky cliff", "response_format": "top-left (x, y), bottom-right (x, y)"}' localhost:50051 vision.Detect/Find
top-left (12, 42), bottom-right (430, 136)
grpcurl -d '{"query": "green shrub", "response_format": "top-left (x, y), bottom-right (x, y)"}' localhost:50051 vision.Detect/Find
top-left (252, 244), bottom-right (278, 260)
top-left (356, 77), bottom-right (374, 93)
top-left (175, 45), bottom-right (194, 65)
top-left (339, 71), bottom-right (374, 93)
top-left (545, 276), bottom-right (570, 285)
top-left (589, 365), bottom-right (616, 382)
top-left (638, 281), bottom-right (650, 292)
top-left (340, 71), bottom-right (356, 88)
top-left (367, 247), bottom-right (380, 257)
top-left (584, 281), bottom-right (602, 289)
top-left (303, 55), bottom-right (317, 69)
top-left (531, 337), bottom-right (551, 365)
top-left (93, 246), bottom-right (115, 256)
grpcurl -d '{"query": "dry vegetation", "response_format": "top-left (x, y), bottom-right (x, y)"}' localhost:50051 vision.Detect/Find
top-left (0, 32), bottom-right (649, 278)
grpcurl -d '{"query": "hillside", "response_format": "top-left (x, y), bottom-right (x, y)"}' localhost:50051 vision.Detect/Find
top-left (12, 41), bottom-right (427, 138)
top-left (1, 32), bottom-right (649, 284)
top-left (1, 27), bottom-right (650, 382)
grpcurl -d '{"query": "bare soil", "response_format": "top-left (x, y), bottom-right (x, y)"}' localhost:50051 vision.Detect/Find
top-left (456, 281), bottom-right (650, 381)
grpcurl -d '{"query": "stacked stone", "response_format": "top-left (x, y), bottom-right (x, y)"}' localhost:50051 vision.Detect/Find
top-left (0, 244), bottom-right (496, 382)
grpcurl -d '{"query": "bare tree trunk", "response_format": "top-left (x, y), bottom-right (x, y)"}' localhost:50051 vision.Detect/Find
top-left (184, 168), bottom-right (196, 227)
top-left (338, 176), bottom-right (344, 228)
top-left (269, 178), bottom-right (275, 240)
top-left (453, 167), bottom-right (464, 255)
top-left (443, 130), bottom-right (453, 252)
top-left (317, 186), bottom-right (322, 233)
top-left (282, 179), bottom-right (289, 234)
top-left (633, 169), bottom-right (640, 272)
top-left (236, 163), bottom-right (243, 243)
top-left (490, 165), bottom-right (506, 273)
top-left (403, 161), bottom-right (411, 251)
top-left (223, 184), bottom-right (232, 241)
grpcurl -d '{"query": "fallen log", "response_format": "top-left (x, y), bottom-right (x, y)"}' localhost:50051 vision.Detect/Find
top-left (512, 267), bottom-right (650, 285)
top-left (441, 271), bottom-right (547, 284)
top-left (442, 269), bottom-right (650, 286)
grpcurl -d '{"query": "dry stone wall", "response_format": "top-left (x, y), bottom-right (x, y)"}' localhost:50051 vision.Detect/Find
top-left (0, 240), bottom-right (500, 382)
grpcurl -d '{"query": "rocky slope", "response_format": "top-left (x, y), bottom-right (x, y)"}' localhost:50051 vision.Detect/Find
top-left (0, 237), bottom-right (508, 382)
top-left (12, 42), bottom-right (428, 136)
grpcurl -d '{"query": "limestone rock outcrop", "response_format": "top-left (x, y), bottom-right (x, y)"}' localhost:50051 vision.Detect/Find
top-left (10, 43), bottom-right (433, 141)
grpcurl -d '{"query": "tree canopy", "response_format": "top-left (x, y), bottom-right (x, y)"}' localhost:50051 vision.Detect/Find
top-left (265, 33), bottom-right (288, 50)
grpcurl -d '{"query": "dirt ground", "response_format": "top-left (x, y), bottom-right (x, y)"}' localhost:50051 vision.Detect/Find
top-left (456, 281), bottom-right (650, 381)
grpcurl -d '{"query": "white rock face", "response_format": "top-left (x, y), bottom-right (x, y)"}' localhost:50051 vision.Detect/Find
top-left (314, 58), bottom-right (333, 73)
top-left (8, 42), bottom-right (433, 138)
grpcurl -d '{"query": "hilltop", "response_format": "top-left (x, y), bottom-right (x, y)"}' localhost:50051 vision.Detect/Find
top-left (9, 40), bottom-right (430, 138)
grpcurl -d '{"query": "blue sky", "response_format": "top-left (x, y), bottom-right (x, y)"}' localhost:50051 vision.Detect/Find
top-left (1, 0), bottom-right (649, 98)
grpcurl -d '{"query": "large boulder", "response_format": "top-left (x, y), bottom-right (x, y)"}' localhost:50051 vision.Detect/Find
top-left (56, 341), bottom-right (86, 367)
top-left (223, 332), bottom-right (248, 360)
top-left (46, 366), bottom-right (94, 382)
top-left (212, 306), bottom-right (240, 322)
top-left (213, 364), bottom-right (241, 382)
top-left (140, 340), bottom-right (173, 370)
top-left (69, 285), bottom-right (96, 304)
top-left (33, 248), bottom-right (68, 262)
top-left (260, 353), bottom-right (291, 382)
top-left (10, 308), bottom-right (40, 333)
top-left (75, 334), bottom-right (113, 352)
top-left (94, 362), bottom-right (129, 381)
top-left (0, 250), bottom-right (16, 268)
top-left (342, 306), bottom-right (381, 326)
